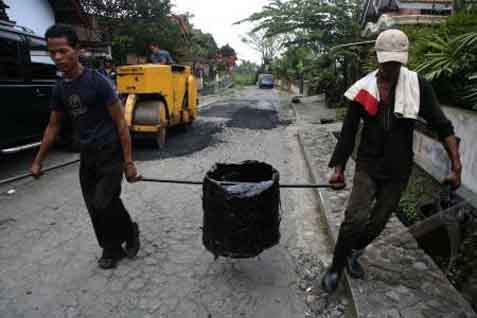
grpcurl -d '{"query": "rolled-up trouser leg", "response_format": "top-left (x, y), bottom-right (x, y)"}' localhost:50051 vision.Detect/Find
top-left (353, 178), bottom-right (408, 251)
top-left (331, 169), bottom-right (377, 270)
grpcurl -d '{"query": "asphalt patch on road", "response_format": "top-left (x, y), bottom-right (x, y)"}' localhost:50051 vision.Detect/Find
top-left (201, 101), bottom-right (282, 130)
top-left (226, 107), bottom-right (280, 130)
top-left (133, 120), bottom-right (223, 161)
top-left (200, 99), bottom-right (259, 119)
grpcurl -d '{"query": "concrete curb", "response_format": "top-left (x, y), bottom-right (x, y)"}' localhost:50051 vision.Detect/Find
top-left (296, 131), bottom-right (361, 318)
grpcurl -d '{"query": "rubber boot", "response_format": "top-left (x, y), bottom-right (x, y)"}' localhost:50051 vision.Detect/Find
top-left (346, 249), bottom-right (365, 279)
top-left (321, 265), bottom-right (343, 294)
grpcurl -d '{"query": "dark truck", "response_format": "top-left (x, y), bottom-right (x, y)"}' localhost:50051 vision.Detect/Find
top-left (0, 20), bottom-right (75, 155)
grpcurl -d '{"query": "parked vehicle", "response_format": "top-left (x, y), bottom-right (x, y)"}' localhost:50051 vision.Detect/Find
top-left (257, 73), bottom-right (274, 89)
top-left (0, 20), bottom-right (74, 154)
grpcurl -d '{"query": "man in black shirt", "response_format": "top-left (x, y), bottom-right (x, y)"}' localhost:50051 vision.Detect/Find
top-left (321, 29), bottom-right (462, 293)
top-left (30, 25), bottom-right (141, 269)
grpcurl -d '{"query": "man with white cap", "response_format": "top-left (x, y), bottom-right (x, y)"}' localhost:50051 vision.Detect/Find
top-left (321, 29), bottom-right (462, 293)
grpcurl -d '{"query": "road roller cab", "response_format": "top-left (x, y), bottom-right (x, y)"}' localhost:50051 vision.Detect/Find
top-left (116, 64), bottom-right (198, 147)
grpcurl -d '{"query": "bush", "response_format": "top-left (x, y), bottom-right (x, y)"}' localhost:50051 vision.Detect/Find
top-left (403, 13), bottom-right (477, 110)
top-left (233, 73), bottom-right (256, 86)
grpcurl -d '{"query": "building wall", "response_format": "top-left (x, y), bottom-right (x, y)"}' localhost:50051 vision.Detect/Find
top-left (413, 106), bottom-right (477, 196)
top-left (398, 8), bottom-right (421, 14)
top-left (4, 0), bottom-right (54, 37)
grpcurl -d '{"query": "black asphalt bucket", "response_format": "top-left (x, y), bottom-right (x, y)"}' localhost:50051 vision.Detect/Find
top-left (202, 161), bottom-right (281, 258)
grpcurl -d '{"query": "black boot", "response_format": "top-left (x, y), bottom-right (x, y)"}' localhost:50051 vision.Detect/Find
top-left (321, 266), bottom-right (342, 293)
top-left (346, 249), bottom-right (365, 279)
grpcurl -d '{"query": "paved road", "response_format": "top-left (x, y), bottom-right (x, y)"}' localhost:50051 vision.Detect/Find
top-left (0, 87), bottom-right (352, 318)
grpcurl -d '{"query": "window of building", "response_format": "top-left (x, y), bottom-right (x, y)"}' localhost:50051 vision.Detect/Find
top-left (421, 9), bottom-right (452, 15)
top-left (0, 31), bottom-right (22, 81)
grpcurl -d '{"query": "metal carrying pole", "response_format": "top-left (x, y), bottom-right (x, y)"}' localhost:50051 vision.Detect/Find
top-left (0, 159), bottom-right (80, 187)
top-left (0, 163), bottom-right (343, 190)
top-left (140, 178), bottom-right (342, 189)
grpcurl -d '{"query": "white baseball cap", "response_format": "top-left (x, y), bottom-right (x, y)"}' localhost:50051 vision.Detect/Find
top-left (375, 29), bottom-right (409, 65)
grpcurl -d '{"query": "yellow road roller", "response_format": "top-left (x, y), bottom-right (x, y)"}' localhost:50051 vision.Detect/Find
top-left (116, 64), bottom-right (198, 147)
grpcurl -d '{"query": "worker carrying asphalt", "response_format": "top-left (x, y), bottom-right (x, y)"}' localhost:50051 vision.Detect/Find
top-left (321, 29), bottom-right (462, 294)
top-left (30, 24), bottom-right (141, 270)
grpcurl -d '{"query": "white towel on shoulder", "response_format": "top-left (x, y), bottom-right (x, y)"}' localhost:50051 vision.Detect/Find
top-left (344, 66), bottom-right (420, 119)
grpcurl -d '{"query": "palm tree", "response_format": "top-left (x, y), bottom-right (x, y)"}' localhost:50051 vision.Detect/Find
top-left (416, 32), bottom-right (477, 110)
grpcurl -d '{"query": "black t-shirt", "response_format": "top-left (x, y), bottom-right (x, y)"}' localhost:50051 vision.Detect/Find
top-left (51, 68), bottom-right (119, 147)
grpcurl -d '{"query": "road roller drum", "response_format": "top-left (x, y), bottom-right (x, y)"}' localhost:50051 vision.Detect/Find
top-left (116, 64), bottom-right (198, 147)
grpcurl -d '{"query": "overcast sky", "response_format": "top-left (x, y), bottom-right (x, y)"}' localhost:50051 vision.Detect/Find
top-left (172, 0), bottom-right (271, 64)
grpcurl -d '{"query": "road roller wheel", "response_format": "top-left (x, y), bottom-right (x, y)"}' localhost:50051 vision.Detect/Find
top-left (132, 99), bottom-right (168, 148)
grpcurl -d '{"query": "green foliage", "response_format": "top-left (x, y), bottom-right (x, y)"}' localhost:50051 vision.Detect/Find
top-left (335, 106), bottom-right (347, 121)
top-left (415, 33), bottom-right (462, 80)
top-left (401, 13), bottom-right (477, 110)
top-left (446, 11), bottom-right (477, 36)
top-left (396, 166), bottom-right (441, 226)
top-left (80, 1), bottom-right (221, 65)
top-left (233, 73), bottom-right (256, 86)
top-left (271, 46), bottom-right (312, 81)
top-left (241, 29), bottom-right (283, 66)
top-left (237, 0), bottom-right (361, 51)
top-left (218, 44), bottom-right (236, 57)
top-left (233, 61), bottom-right (259, 86)
top-left (415, 31), bottom-right (477, 110)
top-left (81, 0), bottom-right (185, 62)
top-left (239, 0), bottom-right (361, 105)
top-left (189, 28), bottom-right (219, 60)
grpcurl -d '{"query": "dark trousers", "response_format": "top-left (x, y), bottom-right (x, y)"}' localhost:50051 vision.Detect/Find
top-left (331, 168), bottom-right (408, 270)
top-left (79, 144), bottom-right (134, 251)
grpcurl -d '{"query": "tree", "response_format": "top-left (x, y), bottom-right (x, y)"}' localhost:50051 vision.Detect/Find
top-left (236, 0), bottom-right (361, 53)
top-left (80, 0), bottom-right (183, 62)
top-left (216, 44), bottom-right (237, 73)
top-left (241, 29), bottom-right (283, 65)
top-left (237, 0), bottom-right (363, 102)
top-left (0, 0), bottom-right (10, 22)
top-left (218, 44), bottom-right (236, 58)
top-left (190, 28), bottom-right (219, 60)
